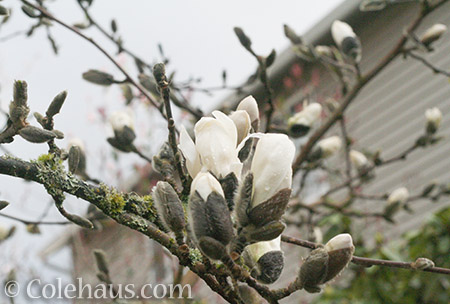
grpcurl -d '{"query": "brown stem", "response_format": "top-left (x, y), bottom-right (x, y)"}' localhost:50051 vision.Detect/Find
top-left (405, 50), bottom-right (450, 77)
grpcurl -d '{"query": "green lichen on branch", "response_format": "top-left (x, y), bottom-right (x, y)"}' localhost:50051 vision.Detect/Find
top-left (189, 248), bottom-right (203, 265)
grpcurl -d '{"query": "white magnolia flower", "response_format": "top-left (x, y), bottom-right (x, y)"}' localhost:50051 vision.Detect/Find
top-left (317, 136), bottom-right (342, 158)
top-left (245, 236), bottom-right (281, 263)
top-left (236, 95), bottom-right (259, 125)
top-left (420, 24), bottom-right (447, 46)
top-left (331, 20), bottom-right (361, 62)
top-left (425, 107), bottom-right (442, 129)
top-left (109, 110), bottom-right (134, 132)
top-left (194, 111), bottom-right (242, 179)
top-left (387, 187), bottom-right (409, 204)
top-left (229, 110), bottom-right (251, 145)
top-left (325, 233), bottom-right (354, 252)
top-left (179, 126), bottom-right (202, 178)
top-left (288, 103), bottom-right (322, 128)
top-left (251, 133), bottom-right (295, 206)
top-left (349, 150), bottom-right (368, 169)
top-left (190, 172), bottom-right (224, 201)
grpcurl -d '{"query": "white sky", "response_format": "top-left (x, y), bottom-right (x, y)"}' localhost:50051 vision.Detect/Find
top-left (0, 0), bottom-right (344, 296)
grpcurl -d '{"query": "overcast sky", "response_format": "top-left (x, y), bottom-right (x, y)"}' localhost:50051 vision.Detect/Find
top-left (0, 0), bottom-right (344, 296)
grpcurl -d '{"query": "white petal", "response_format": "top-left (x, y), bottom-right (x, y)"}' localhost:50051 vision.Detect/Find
top-left (325, 233), bottom-right (353, 252)
top-left (190, 172), bottom-right (224, 201)
top-left (109, 110), bottom-right (134, 132)
top-left (349, 150), bottom-right (368, 168)
top-left (331, 20), bottom-right (356, 47)
top-left (229, 110), bottom-right (251, 144)
top-left (237, 95), bottom-right (259, 123)
top-left (179, 125), bottom-right (201, 178)
top-left (251, 133), bottom-right (295, 206)
top-left (318, 136), bottom-right (342, 157)
top-left (245, 236), bottom-right (281, 262)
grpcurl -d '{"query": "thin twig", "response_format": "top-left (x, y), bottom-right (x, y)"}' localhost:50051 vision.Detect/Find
top-left (21, 0), bottom-right (162, 114)
top-left (405, 51), bottom-right (450, 77)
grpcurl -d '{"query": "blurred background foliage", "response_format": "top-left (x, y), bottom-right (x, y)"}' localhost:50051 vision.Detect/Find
top-left (316, 206), bottom-right (450, 304)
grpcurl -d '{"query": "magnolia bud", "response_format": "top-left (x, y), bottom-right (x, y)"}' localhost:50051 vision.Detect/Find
top-left (26, 224), bottom-right (41, 234)
top-left (9, 81), bottom-right (30, 126)
top-left (188, 173), bottom-right (234, 259)
top-left (178, 126), bottom-right (201, 178)
top-left (324, 233), bottom-right (354, 282)
top-left (420, 24), bottom-right (447, 47)
top-left (152, 181), bottom-right (186, 234)
top-left (46, 90), bottom-right (67, 117)
top-left (108, 111), bottom-right (136, 151)
top-left (68, 138), bottom-right (87, 176)
top-left (250, 133), bottom-right (295, 207)
top-left (0, 225), bottom-right (11, 241)
top-left (288, 103), bottom-right (322, 138)
top-left (298, 233), bottom-right (354, 293)
top-left (331, 20), bottom-right (361, 63)
top-left (284, 24), bottom-right (303, 45)
top-left (425, 107), bottom-right (442, 134)
top-left (412, 257), bottom-right (435, 270)
top-left (349, 150), bottom-right (368, 169)
top-left (19, 126), bottom-right (57, 143)
top-left (82, 70), bottom-right (115, 86)
top-left (234, 27), bottom-right (252, 51)
top-left (229, 110), bottom-right (251, 144)
top-left (387, 187), bottom-right (409, 204)
top-left (316, 136), bottom-right (342, 158)
top-left (244, 236), bottom-right (284, 284)
top-left (236, 96), bottom-right (259, 130)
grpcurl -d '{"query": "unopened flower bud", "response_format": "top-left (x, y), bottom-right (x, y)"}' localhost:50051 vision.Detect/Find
top-left (331, 20), bottom-right (361, 63)
top-left (359, 0), bottom-right (387, 12)
top-left (420, 24), bottom-right (447, 47)
top-left (82, 70), bottom-right (115, 86)
top-left (244, 236), bottom-right (284, 284)
top-left (298, 233), bottom-right (354, 293)
top-left (284, 24), bottom-right (303, 45)
top-left (26, 224), bottom-right (41, 234)
top-left (324, 233), bottom-right (354, 282)
top-left (288, 103), bottom-right (322, 138)
top-left (152, 181), bottom-right (186, 234)
top-left (234, 27), bottom-right (252, 51)
top-left (188, 173), bottom-right (233, 259)
top-left (350, 150), bottom-right (368, 169)
top-left (387, 187), bottom-right (409, 204)
top-left (425, 107), bottom-right (442, 134)
top-left (316, 136), bottom-right (342, 158)
top-left (412, 257), bottom-right (435, 270)
top-left (46, 90), bottom-right (67, 118)
top-left (108, 111), bottom-right (136, 151)
top-left (19, 126), bottom-right (57, 143)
